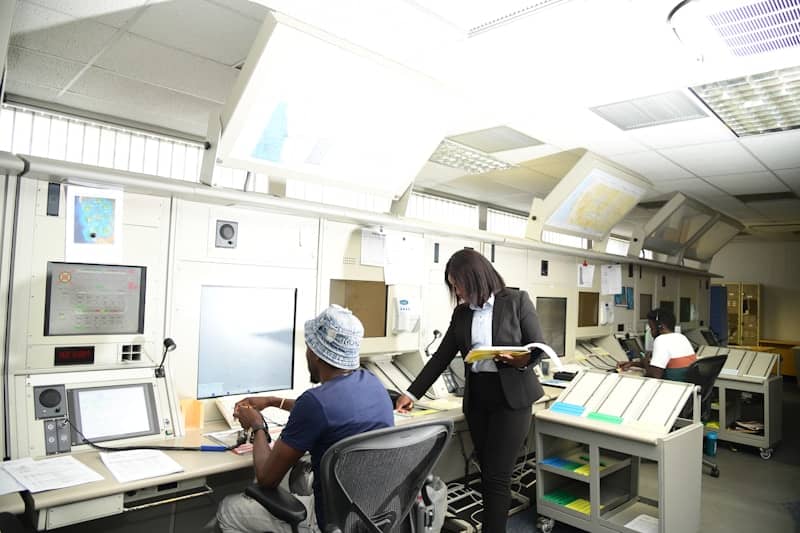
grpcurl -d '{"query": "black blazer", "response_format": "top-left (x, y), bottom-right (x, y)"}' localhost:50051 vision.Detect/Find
top-left (408, 288), bottom-right (546, 413)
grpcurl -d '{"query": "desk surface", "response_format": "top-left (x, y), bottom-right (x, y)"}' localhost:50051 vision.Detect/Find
top-left (6, 388), bottom-right (562, 515)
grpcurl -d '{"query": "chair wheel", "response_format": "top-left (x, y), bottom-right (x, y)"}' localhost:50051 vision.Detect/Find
top-left (710, 467), bottom-right (720, 477)
top-left (537, 517), bottom-right (555, 532)
top-left (759, 448), bottom-right (773, 460)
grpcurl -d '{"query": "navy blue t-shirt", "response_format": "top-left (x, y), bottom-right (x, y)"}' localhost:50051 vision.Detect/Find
top-left (279, 369), bottom-right (394, 526)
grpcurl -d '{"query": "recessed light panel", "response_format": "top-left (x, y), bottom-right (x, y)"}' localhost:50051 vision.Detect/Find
top-left (691, 64), bottom-right (800, 136)
top-left (428, 139), bottom-right (514, 174)
top-left (590, 91), bottom-right (707, 131)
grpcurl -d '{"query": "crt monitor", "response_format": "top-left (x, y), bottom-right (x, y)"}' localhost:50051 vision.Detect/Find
top-left (68, 383), bottom-right (159, 444)
top-left (536, 296), bottom-right (567, 356)
top-left (620, 337), bottom-right (643, 359)
top-left (44, 262), bottom-right (146, 336)
top-left (196, 286), bottom-right (296, 399)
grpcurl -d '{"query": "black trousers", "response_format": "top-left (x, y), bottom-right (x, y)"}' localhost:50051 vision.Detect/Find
top-left (466, 372), bottom-right (531, 532)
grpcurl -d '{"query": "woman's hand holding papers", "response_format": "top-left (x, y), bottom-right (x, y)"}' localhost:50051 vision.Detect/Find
top-left (495, 351), bottom-right (531, 369)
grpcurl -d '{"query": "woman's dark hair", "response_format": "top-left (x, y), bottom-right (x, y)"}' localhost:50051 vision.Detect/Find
top-left (646, 308), bottom-right (675, 331)
top-left (444, 249), bottom-right (505, 307)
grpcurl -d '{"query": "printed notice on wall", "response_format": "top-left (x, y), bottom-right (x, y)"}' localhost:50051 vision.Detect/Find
top-left (65, 185), bottom-right (124, 263)
top-left (600, 264), bottom-right (622, 295)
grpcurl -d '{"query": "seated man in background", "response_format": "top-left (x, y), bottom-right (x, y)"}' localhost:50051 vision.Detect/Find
top-left (214, 304), bottom-right (395, 533)
top-left (618, 308), bottom-right (696, 381)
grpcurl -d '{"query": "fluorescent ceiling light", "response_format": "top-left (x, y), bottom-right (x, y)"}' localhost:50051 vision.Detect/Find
top-left (217, 12), bottom-right (448, 199)
top-left (428, 139), bottom-right (514, 174)
top-left (691, 64), bottom-right (800, 136)
top-left (591, 91), bottom-right (707, 130)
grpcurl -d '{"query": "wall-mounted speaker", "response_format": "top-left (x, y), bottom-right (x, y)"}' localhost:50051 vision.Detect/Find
top-left (215, 220), bottom-right (238, 248)
top-left (33, 384), bottom-right (66, 419)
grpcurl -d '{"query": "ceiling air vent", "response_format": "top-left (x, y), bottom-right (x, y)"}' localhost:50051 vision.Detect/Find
top-left (590, 91), bottom-right (707, 130)
top-left (448, 126), bottom-right (542, 153)
top-left (707, 0), bottom-right (800, 57)
top-left (468, 0), bottom-right (569, 36)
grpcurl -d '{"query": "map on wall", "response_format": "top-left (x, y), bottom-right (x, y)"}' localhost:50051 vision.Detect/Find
top-left (65, 185), bottom-right (124, 263)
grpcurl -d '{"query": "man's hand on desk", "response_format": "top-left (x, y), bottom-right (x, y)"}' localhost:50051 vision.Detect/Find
top-left (395, 394), bottom-right (414, 414)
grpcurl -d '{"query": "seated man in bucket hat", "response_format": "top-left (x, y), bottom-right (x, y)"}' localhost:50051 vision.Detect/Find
top-left (215, 305), bottom-right (394, 533)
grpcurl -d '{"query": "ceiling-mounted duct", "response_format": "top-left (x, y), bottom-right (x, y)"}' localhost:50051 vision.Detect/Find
top-left (526, 151), bottom-right (652, 242)
top-left (590, 91), bottom-right (708, 131)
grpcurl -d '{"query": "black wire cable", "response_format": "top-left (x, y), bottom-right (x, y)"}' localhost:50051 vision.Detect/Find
top-left (63, 418), bottom-right (234, 452)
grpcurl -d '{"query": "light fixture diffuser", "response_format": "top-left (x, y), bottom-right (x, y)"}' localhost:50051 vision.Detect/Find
top-left (428, 139), bottom-right (514, 174)
top-left (216, 12), bottom-right (448, 199)
top-left (691, 64), bottom-right (800, 136)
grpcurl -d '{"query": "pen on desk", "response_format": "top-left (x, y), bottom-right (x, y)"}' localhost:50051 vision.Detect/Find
top-left (200, 445), bottom-right (229, 452)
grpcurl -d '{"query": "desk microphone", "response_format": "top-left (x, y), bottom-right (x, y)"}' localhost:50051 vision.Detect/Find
top-left (155, 338), bottom-right (176, 378)
top-left (425, 329), bottom-right (442, 357)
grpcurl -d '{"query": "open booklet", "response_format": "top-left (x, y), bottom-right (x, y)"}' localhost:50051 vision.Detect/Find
top-left (464, 342), bottom-right (563, 370)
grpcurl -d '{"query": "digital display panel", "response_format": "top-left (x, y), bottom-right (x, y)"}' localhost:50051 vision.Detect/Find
top-left (197, 286), bottom-right (296, 399)
top-left (45, 262), bottom-right (146, 336)
top-left (68, 383), bottom-right (159, 444)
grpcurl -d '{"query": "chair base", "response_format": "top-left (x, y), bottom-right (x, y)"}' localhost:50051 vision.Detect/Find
top-left (703, 457), bottom-right (720, 478)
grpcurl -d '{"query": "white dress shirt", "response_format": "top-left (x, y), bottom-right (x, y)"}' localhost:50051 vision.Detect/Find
top-left (470, 294), bottom-right (498, 373)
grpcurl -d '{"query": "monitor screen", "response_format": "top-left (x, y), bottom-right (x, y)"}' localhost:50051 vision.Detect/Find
top-left (679, 297), bottom-right (691, 322)
top-left (197, 286), bottom-right (296, 399)
top-left (68, 383), bottom-right (159, 444)
top-left (621, 337), bottom-right (643, 358)
top-left (44, 262), bottom-right (146, 336)
top-left (701, 330), bottom-right (719, 346)
top-left (536, 297), bottom-right (567, 357)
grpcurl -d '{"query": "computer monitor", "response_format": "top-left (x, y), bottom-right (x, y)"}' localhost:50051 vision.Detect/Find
top-left (68, 383), bottom-right (159, 444)
top-left (536, 297), bottom-right (567, 357)
top-left (620, 337), bottom-right (643, 359)
top-left (196, 286), bottom-right (296, 399)
top-left (44, 262), bottom-right (146, 336)
top-left (701, 329), bottom-right (719, 346)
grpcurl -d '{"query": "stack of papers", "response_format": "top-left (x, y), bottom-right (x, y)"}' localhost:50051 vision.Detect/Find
top-left (99, 450), bottom-right (183, 483)
top-left (2, 456), bottom-right (103, 493)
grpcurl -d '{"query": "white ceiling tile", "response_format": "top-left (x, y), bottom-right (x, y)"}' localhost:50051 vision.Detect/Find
top-left (23, 0), bottom-right (153, 28)
top-left (653, 178), bottom-right (722, 198)
top-left (627, 117), bottom-right (735, 149)
top-left (609, 151), bottom-right (694, 181)
top-left (11, 1), bottom-right (117, 63)
top-left (207, 0), bottom-right (269, 21)
top-left (704, 171), bottom-right (789, 195)
top-left (659, 141), bottom-right (766, 176)
top-left (739, 129), bottom-right (800, 170)
top-left (747, 199), bottom-right (800, 221)
top-left (96, 34), bottom-right (238, 103)
top-left (67, 67), bottom-right (218, 135)
top-left (775, 168), bottom-right (800, 192)
top-left (6, 46), bottom-right (83, 91)
top-left (128, 0), bottom-right (262, 65)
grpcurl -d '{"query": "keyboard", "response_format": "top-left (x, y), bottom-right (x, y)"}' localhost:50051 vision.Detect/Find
top-left (553, 371), bottom-right (578, 381)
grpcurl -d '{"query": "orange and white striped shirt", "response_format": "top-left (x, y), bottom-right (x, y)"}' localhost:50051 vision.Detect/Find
top-left (650, 333), bottom-right (696, 381)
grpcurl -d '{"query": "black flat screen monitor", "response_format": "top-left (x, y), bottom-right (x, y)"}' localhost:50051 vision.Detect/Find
top-left (620, 337), bottom-right (643, 358)
top-left (701, 330), bottom-right (719, 346)
top-left (196, 286), bottom-right (296, 399)
top-left (68, 383), bottom-right (159, 444)
top-left (44, 262), bottom-right (146, 336)
top-left (536, 297), bottom-right (567, 357)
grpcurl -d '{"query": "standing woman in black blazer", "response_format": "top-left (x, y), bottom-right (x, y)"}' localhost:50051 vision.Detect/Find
top-left (396, 249), bottom-right (546, 532)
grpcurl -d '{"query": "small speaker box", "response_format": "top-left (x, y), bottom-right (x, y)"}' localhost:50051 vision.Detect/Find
top-left (33, 384), bottom-right (67, 419)
top-left (215, 220), bottom-right (238, 248)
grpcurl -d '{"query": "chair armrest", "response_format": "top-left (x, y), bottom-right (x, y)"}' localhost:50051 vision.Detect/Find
top-left (244, 484), bottom-right (307, 526)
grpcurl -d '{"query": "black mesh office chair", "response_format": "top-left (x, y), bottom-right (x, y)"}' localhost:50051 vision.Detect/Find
top-left (245, 420), bottom-right (453, 533)
top-left (681, 355), bottom-right (728, 478)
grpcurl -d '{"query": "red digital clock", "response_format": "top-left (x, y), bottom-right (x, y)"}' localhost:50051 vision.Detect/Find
top-left (54, 346), bottom-right (95, 365)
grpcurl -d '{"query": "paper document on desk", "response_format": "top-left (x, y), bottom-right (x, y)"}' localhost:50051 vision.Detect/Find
top-left (100, 449), bottom-right (183, 484)
top-left (0, 462), bottom-right (26, 495)
top-left (3, 455), bottom-right (103, 493)
top-left (624, 514), bottom-right (659, 533)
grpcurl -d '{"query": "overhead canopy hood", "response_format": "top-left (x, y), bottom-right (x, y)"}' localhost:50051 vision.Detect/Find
top-left (526, 151), bottom-right (652, 242)
top-left (214, 11), bottom-right (448, 199)
top-left (628, 192), bottom-right (744, 263)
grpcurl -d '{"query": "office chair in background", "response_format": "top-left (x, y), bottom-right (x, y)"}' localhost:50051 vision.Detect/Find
top-left (681, 355), bottom-right (728, 478)
top-left (245, 420), bottom-right (453, 533)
